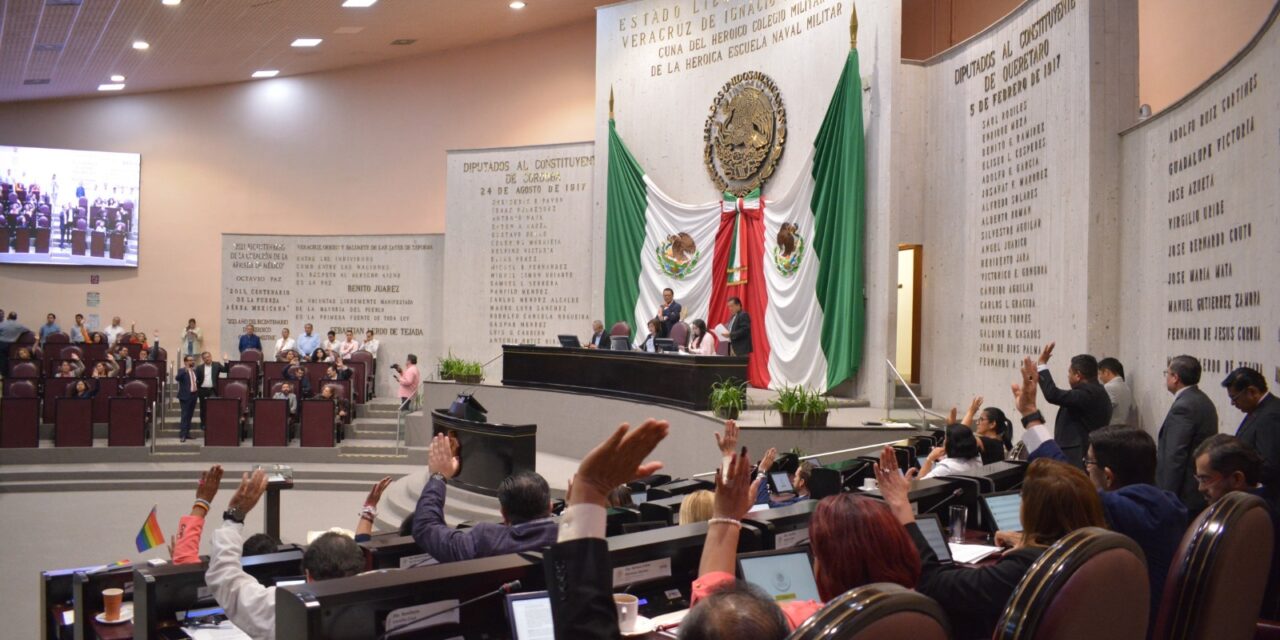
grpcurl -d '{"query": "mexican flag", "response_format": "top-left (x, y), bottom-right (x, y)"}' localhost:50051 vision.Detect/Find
top-left (604, 50), bottom-right (866, 391)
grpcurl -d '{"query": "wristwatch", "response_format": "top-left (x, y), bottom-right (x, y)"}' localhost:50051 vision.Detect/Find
top-left (223, 507), bottom-right (246, 524)
top-left (430, 472), bottom-right (448, 484)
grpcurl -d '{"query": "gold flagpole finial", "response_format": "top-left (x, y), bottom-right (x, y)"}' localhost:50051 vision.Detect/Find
top-left (609, 86), bottom-right (615, 119)
top-left (850, 2), bottom-right (859, 49)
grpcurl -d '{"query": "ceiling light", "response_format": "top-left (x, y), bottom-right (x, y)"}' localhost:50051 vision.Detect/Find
top-left (24, 78), bottom-right (52, 85)
top-left (132, 41), bottom-right (150, 50)
top-left (291, 38), bottom-right (322, 47)
top-left (342, 0), bottom-right (378, 6)
top-left (252, 70), bottom-right (280, 78)
top-left (390, 39), bottom-right (416, 46)
top-left (162, 0), bottom-right (180, 5)
top-left (334, 26), bottom-right (364, 34)
top-left (509, 1), bottom-right (525, 8)
top-left (98, 83), bottom-right (125, 91)
top-left (110, 74), bottom-right (125, 82)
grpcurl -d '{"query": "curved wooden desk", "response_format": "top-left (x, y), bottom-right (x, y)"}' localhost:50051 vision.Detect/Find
top-left (430, 409), bottom-right (536, 497)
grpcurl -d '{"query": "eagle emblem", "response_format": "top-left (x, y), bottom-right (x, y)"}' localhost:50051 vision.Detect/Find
top-left (655, 232), bottom-right (702, 280)
top-left (772, 222), bottom-right (804, 277)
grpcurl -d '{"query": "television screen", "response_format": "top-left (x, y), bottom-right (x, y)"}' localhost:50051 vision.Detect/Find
top-left (1, 144), bottom-right (140, 267)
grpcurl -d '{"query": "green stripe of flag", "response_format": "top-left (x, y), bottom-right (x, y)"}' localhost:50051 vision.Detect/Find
top-left (604, 119), bottom-right (649, 330)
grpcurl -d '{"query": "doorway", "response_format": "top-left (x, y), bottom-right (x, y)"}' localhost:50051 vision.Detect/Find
top-left (896, 244), bottom-right (923, 384)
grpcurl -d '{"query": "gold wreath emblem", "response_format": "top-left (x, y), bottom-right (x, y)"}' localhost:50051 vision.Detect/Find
top-left (704, 71), bottom-right (787, 197)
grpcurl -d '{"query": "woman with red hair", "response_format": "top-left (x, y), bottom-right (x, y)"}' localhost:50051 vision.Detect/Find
top-left (686, 448), bottom-right (922, 630)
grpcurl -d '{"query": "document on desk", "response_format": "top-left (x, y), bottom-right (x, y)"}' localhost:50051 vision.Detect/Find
top-left (184, 621), bottom-right (251, 640)
top-left (947, 543), bottom-right (1002, 565)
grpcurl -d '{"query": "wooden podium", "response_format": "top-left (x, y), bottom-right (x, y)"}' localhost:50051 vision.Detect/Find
top-left (431, 407), bottom-right (536, 497)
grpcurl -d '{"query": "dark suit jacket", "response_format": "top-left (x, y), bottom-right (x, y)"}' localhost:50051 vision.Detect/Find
top-left (727, 310), bottom-right (752, 356)
top-left (175, 367), bottom-right (197, 401)
top-left (543, 537), bottom-right (619, 640)
top-left (1037, 370), bottom-right (1112, 466)
top-left (411, 475), bottom-right (557, 563)
top-left (1157, 385), bottom-right (1219, 512)
top-left (1237, 393), bottom-right (1280, 483)
top-left (909, 522), bottom-right (1043, 640)
top-left (588, 331), bottom-right (610, 350)
top-left (660, 301), bottom-right (682, 337)
top-left (195, 362), bottom-right (226, 388)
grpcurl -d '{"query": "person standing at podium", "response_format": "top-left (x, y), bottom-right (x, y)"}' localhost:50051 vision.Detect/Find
top-left (660, 288), bottom-right (682, 337)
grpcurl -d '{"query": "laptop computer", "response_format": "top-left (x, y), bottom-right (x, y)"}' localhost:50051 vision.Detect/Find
top-left (981, 490), bottom-right (1024, 532)
top-left (914, 514), bottom-right (955, 565)
top-left (506, 591), bottom-right (555, 640)
top-left (653, 338), bottom-right (677, 352)
top-left (557, 335), bottom-right (581, 348)
top-left (736, 548), bottom-right (821, 603)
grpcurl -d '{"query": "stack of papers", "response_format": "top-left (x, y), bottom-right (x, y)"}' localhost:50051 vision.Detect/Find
top-left (947, 543), bottom-right (1003, 564)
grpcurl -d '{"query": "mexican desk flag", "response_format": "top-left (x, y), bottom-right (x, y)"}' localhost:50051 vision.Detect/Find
top-left (605, 50), bottom-right (866, 391)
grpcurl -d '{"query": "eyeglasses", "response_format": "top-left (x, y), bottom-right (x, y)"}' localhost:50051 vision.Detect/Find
top-left (1083, 457), bottom-right (1099, 467)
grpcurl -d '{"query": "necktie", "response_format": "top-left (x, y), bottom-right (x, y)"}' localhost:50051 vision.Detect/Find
top-left (189, 368), bottom-right (196, 392)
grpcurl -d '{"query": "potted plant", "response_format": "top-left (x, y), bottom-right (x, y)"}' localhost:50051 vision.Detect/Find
top-left (709, 378), bottom-right (747, 420)
top-left (454, 360), bottom-right (484, 384)
top-left (773, 385), bottom-right (830, 427)
top-left (437, 353), bottom-right (464, 381)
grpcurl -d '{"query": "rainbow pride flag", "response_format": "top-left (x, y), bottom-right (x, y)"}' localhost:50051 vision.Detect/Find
top-left (135, 506), bottom-right (165, 552)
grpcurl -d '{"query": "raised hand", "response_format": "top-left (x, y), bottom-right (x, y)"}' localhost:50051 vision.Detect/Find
top-left (428, 433), bottom-right (460, 479)
top-left (962, 395), bottom-right (984, 427)
top-left (1037, 341), bottom-right (1055, 366)
top-left (713, 450), bottom-right (763, 522)
top-left (228, 469), bottom-right (268, 514)
top-left (364, 476), bottom-right (393, 508)
top-left (570, 419), bottom-right (670, 506)
top-left (874, 445), bottom-right (918, 525)
top-left (1011, 357), bottom-right (1040, 417)
top-left (947, 407), bottom-right (958, 424)
top-left (757, 447), bottom-right (778, 474)
top-left (714, 419), bottom-right (739, 458)
top-left (196, 465), bottom-right (223, 503)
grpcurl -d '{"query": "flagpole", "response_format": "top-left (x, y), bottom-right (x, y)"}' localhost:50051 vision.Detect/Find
top-left (850, 2), bottom-right (858, 50)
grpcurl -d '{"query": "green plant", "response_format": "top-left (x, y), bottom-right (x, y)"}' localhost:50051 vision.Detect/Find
top-left (437, 352), bottom-right (483, 380)
top-left (771, 385), bottom-right (830, 427)
top-left (709, 378), bottom-right (747, 416)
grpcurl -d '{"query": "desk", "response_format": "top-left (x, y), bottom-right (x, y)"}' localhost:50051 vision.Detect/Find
top-left (431, 409), bottom-right (535, 497)
top-left (501, 345), bottom-right (748, 411)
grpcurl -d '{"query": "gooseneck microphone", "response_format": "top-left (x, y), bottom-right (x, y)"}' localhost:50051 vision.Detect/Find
top-left (376, 580), bottom-right (522, 640)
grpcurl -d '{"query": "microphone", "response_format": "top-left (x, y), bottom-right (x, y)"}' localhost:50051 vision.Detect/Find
top-left (377, 580), bottom-right (522, 640)
top-left (919, 488), bottom-right (965, 516)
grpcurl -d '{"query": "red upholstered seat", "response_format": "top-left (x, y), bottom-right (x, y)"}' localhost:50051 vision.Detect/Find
top-left (240, 348), bottom-right (264, 363)
top-left (995, 527), bottom-right (1150, 640)
top-left (786, 583), bottom-right (950, 640)
top-left (7, 379), bottom-right (37, 398)
top-left (1152, 491), bottom-right (1274, 640)
top-left (610, 321), bottom-right (631, 337)
top-left (9, 361), bottom-right (39, 379)
top-left (668, 321), bottom-right (690, 346)
top-left (45, 332), bottom-right (70, 345)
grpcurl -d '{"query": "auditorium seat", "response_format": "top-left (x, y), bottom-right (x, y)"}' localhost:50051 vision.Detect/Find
top-left (610, 321), bottom-right (630, 337)
top-left (91, 378), bottom-right (119, 422)
top-left (1151, 491), bottom-right (1274, 640)
top-left (240, 348), bottom-right (264, 363)
top-left (9, 361), bottom-right (39, 379)
top-left (122, 378), bottom-right (157, 423)
top-left (668, 321), bottom-right (689, 346)
top-left (54, 398), bottom-right (93, 447)
top-left (15, 330), bottom-right (35, 346)
top-left (346, 351), bottom-right (374, 400)
top-left (107, 397), bottom-right (147, 446)
top-left (1, 380), bottom-right (40, 448)
top-left (786, 583), bottom-right (950, 640)
top-left (223, 380), bottom-right (251, 425)
top-left (71, 229), bottom-right (86, 255)
top-left (41, 378), bottom-right (75, 423)
top-left (227, 363), bottom-right (258, 396)
top-left (45, 332), bottom-right (70, 346)
top-left (90, 231), bottom-right (105, 257)
top-left (995, 527), bottom-right (1149, 640)
top-left (34, 227), bottom-right (50, 253)
top-left (205, 398), bottom-right (243, 446)
top-left (300, 399), bottom-right (335, 447)
top-left (252, 398), bottom-right (290, 446)
top-left (55, 346), bottom-right (80, 362)
top-left (14, 228), bottom-right (30, 252)
top-left (109, 232), bottom-right (125, 259)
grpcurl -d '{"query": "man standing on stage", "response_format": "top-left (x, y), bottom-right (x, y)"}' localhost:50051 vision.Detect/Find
top-left (723, 297), bottom-right (752, 357)
top-left (659, 288), bottom-right (681, 338)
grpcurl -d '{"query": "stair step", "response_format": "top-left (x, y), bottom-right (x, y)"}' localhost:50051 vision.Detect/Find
top-left (893, 396), bottom-right (932, 410)
top-left (893, 382), bottom-right (923, 399)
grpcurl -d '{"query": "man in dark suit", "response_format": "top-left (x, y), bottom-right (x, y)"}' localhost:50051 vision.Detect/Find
top-left (1157, 355), bottom-right (1219, 513)
top-left (543, 419), bottom-right (670, 640)
top-left (413, 433), bottom-right (558, 563)
top-left (659, 288), bottom-right (682, 337)
top-left (586, 320), bottom-right (610, 350)
top-left (195, 351), bottom-right (226, 428)
top-left (1223, 367), bottom-right (1280, 483)
top-left (175, 355), bottom-right (198, 443)
top-left (723, 296), bottom-right (752, 356)
top-left (1036, 342), bottom-right (1112, 467)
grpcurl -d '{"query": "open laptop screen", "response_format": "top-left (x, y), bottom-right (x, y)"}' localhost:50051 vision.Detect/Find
top-left (737, 549), bottom-right (820, 603)
top-left (506, 591), bottom-right (554, 640)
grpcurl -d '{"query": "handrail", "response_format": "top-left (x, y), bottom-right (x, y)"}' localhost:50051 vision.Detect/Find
top-left (689, 438), bottom-right (912, 479)
top-left (885, 358), bottom-right (947, 421)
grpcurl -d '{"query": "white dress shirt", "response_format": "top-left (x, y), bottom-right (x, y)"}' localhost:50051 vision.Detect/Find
top-left (274, 337), bottom-right (296, 359)
top-left (1104, 376), bottom-right (1134, 427)
top-left (338, 339), bottom-right (361, 358)
top-left (362, 339), bottom-right (379, 358)
top-left (922, 456), bottom-right (984, 480)
top-left (103, 325), bottom-right (126, 345)
top-left (201, 363), bottom-right (216, 389)
top-left (207, 521), bottom-right (276, 640)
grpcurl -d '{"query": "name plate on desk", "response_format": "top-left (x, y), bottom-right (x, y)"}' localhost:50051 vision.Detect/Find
top-left (613, 557), bottom-right (672, 588)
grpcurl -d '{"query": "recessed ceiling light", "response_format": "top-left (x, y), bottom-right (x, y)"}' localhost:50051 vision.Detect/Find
top-left (252, 70), bottom-right (280, 78)
top-left (110, 74), bottom-right (125, 82)
top-left (24, 78), bottom-right (52, 85)
top-left (132, 41), bottom-right (150, 50)
top-left (334, 26), bottom-right (364, 34)
top-left (390, 39), bottom-right (416, 46)
top-left (342, 0), bottom-right (378, 6)
top-left (509, 1), bottom-right (525, 8)
top-left (162, 0), bottom-right (181, 5)
top-left (98, 83), bottom-right (125, 91)
top-left (291, 38), bottom-right (323, 47)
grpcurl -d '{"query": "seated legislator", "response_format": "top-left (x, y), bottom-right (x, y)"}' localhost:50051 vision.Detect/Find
top-left (683, 318), bottom-right (718, 355)
top-left (412, 433), bottom-right (557, 563)
top-left (692, 448), bottom-right (921, 632)
top-left (67, 379), bottom-right (97, 399)
top-left (754, 448), bottom-right (813, 508)
top-left (284, 362), bottom-right (311, 398)
top-left (318, 384), bottom-right (348, 441)
top-left (919, 422), bottom-right (984, 479)
top-left (332, 356), bottom-right (355, 380)
top-left (678, 490), bottom-right (714, 525)
top-left (1195, 434), bottom-right (1280, 617)
top-left (1086, 425), bottom-right (1187, 623)
top-left (54, 355), bottom-right (85, 378)
top-left (960, 396), bottom-right (1014, 463)
top-left (273, 382), bottom-right (299, 417)
top-left (585, 320), bottom-right (610, 350)
top-left (635, 318), bottom-right (661, 352)
top-left (206, 469), bottom-right (370, 640)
